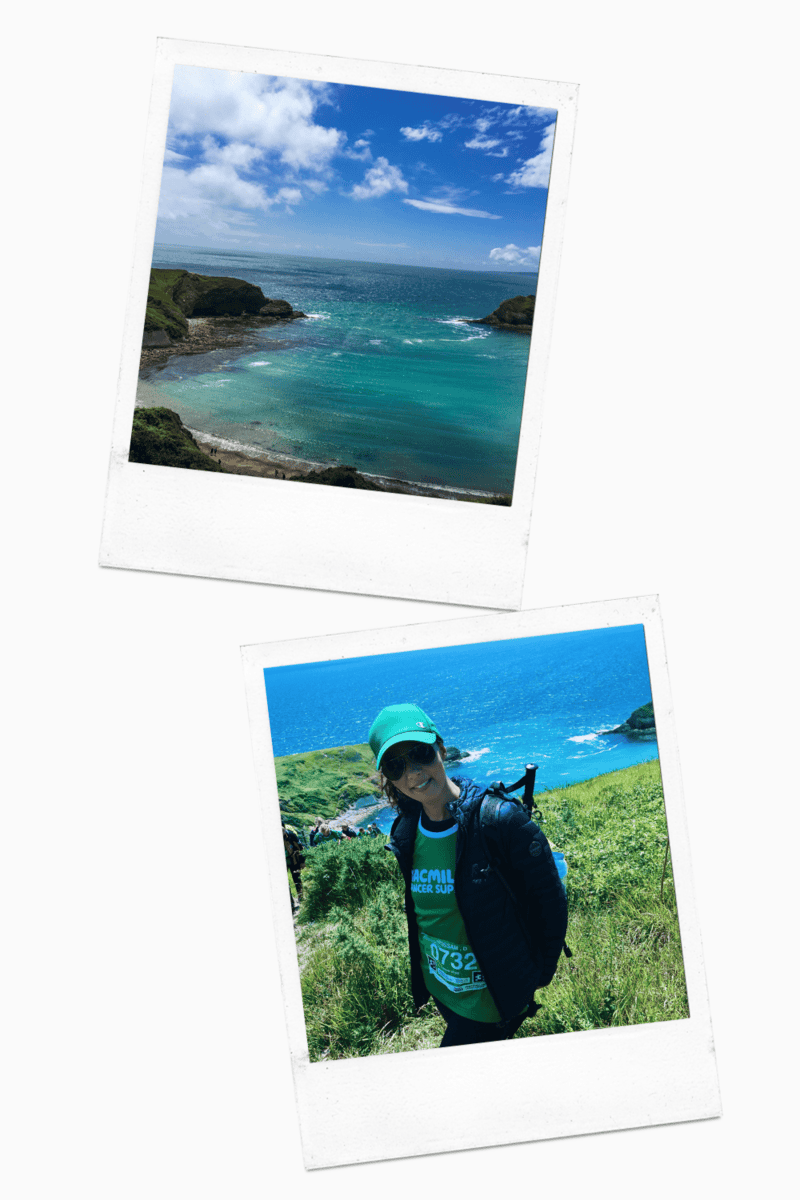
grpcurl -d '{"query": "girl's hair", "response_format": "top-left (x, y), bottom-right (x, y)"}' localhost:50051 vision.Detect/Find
top-left (379, 735), bottom-right (446, 810)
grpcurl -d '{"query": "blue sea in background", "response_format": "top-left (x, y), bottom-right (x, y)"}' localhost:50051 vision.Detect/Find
top-left (140, 244), bottom-right (536, 495)
top-left (265, 624), bottom-right (660, 832)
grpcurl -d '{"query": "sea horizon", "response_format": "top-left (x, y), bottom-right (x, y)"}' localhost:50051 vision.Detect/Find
top-left (152, 240), bottom-right (541, 280)
top-left (265, 625), bottom-right (660, 832)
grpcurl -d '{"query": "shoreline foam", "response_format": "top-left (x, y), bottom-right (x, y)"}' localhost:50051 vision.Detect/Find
top-left (135, 378), bottom-right (512, 503)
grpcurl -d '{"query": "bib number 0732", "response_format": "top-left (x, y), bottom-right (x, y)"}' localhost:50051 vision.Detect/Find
top-left (429, 943), bottom-right (477, 972)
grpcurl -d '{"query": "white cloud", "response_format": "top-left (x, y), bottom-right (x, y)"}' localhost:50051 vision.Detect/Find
top-left (489, 243), bottom-right (541, 265)
top-left (201, 137), bottom-right (264, 170)
top-left (344, 138), bottom-right (372, 161)
top-left (400, 124), bottom-right (443, 142)
top-left (403, 198), bottom-right (501, 219)
top-left (164, 147), bottom-right (189, 163)
top-left (168, 66), bottom-right (345, 172)
top-left (276, 187), bottom-right (303, 204)
top-left (464, 134), bottom-right (501, 150)
top-left (350, 157), bottom-right (408, 199)
top-left (505, 122), bottom-right (555, 189)
top-left (158, 163), bottom-right (272, 220)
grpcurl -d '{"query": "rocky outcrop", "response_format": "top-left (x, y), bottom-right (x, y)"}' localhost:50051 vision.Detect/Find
top-left (443, 746), bottom-right (469, 762)
top-left (293, 464), bottom-right (385, 491)
top-left (143, 268), bottom-right (307, 345)
top-left (171, 272), bottom-right (266, 318)
top-left (128, 407), bottom-right (225, 472)
top-left (468, 293), bottom-right (535, 332)
top-left (601, 702), bottom-right (657, 741)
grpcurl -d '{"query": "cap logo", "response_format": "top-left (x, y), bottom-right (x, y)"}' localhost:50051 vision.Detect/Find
top-left (416, 722), bottom-right (424, 728)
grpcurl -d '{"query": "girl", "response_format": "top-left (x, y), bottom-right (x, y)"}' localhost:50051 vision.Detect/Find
top-left (370, 702), bottom-right (568, 1048)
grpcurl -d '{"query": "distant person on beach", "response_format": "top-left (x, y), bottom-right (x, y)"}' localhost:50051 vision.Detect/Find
top-left (369, 703), bottom-right (568, 1048)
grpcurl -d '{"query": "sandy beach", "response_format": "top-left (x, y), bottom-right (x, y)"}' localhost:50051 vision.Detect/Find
top-left (135, 379), bottom-right (511, 503)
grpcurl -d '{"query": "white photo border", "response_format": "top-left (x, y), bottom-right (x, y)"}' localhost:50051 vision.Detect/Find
top-left (242, 595), bottom-right (720, 1168)
top-left (100, 37), bottom-right (578, 608)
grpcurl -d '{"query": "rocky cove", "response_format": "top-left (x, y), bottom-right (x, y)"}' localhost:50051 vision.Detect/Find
top-left (133, 266), bottom-right (525, 503)
top-left (139, 268), bottom-right (308, 370)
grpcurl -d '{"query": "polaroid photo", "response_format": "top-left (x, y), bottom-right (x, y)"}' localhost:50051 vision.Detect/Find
top-left (242, 595), bottom-right (720, 1168)
top-left (100, 37), bottom-right (577, 607)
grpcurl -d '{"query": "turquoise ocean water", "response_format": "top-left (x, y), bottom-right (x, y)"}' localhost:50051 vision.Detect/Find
top-left (140, 245), bottom-right (537, 495)
top-left (264, 625), bottom-right (660, 832)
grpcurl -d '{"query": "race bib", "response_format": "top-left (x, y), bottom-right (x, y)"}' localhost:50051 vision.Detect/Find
top-left (420, 932), bottom-right (488, 995)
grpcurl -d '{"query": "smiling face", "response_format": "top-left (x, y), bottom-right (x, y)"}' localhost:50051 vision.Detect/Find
top-left (386, 739), bottom-right (460, 819)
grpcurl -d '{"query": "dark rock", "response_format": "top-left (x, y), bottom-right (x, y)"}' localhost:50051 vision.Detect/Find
top-left (172, 272), bottom-right (266, 317)
top-left (293, 464), bottom-right (385, 491)
top-left (600, 701), bottom-right (657, 740)
top-left (142, 330), bottom-right (172, 348)
top-left (468, 294), bottom-right (535, 332)
top-left (444, 746), bottom-right (469, 762)
top-left (259, 298), bottom-right (294, 318)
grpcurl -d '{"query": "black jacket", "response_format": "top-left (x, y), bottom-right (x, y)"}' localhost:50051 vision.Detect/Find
top-left (387, 776), bottom-right (568, 1021)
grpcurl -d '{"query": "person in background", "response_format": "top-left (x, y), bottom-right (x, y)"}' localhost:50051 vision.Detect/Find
top-left (369, 703), bottom-right (568, 1049)
top-left (282, 821), bottom-right (306, 912)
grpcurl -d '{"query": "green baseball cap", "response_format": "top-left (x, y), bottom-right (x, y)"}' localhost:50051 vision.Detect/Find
top-left (369, 703), bottom-right (440, 768)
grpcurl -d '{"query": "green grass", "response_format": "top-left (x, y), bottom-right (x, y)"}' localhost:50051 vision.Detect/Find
top-left (143, 269), bottom-right (192, 339)
top-left (274, 743), bottom-right (380, 828)
top-left (294, 759), bottom-right (689, 1060)
top-left (128, 407), bottom-right (224, 472)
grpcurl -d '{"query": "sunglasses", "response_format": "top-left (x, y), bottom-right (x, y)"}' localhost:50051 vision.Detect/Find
top-left (381, 741), bottom-right (437, 782)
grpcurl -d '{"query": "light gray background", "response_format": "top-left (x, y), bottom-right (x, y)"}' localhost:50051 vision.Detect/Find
top-left (5, 2), bottom-right (796, 1196)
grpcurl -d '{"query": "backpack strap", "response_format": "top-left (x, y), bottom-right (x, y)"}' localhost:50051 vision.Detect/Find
top-left (479, 787), bottom-right (573, 964)
top-left (477, 789), bottom-right (523, 905)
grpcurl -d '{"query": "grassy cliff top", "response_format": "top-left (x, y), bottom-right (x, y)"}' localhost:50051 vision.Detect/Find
top-left (128, 407), bottom-right (223, 472)
top-left (274, 743), bottom-right (380, 827)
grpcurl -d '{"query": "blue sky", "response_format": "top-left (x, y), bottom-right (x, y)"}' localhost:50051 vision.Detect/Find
top-left (155, 66), bottom-right (557, 271)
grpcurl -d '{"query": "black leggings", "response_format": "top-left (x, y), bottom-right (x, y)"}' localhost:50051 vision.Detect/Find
top-left (433, 996), bottom-right (527, 1048)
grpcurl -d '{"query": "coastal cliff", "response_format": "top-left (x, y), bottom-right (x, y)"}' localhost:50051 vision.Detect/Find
top-left (144, 268), bottom-right (306, 340)
top-left (141, 268), bottom-right (307, 368)
top-left (129, 407), bottom-right (225, 472)
top-left (601, 702), bottom-right (657, 741)
top-left (274, 741), bottom-right (468, 828)
top-left (468, 293), bottom-right (535, 333)
top-left (275, 744), bottom-right (382, 827)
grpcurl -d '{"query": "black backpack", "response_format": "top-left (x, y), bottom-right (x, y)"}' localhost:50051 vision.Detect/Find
top-left (477, 764), bottom-right (572, 964)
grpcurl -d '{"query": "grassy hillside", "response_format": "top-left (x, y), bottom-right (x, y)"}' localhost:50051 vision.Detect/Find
top-left (274, 743), bottom-right (381, 827)
top-left (293, 758), bottom-right (688, 1060)
top-left (143, 269), bottom-right (193, 340)
top-left (128, 407), bottom-right (224, 472)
